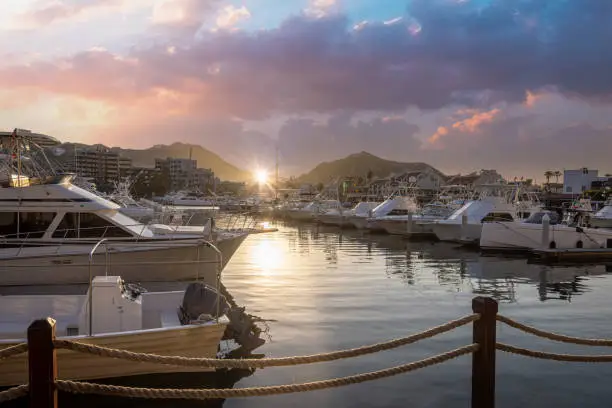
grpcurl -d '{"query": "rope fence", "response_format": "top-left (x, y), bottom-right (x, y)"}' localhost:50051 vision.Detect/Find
top-left (3, 296), bottom-right (612, 408)
top-left (54, 344), bottom-right (477, 400)
top-left (52, 313), bottom-right (479, 369)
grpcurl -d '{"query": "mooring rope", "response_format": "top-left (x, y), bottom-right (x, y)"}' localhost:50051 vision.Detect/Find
top-left (54, 344), bottom-right (477, 399)
top-left (497, 315), bottom-right (612, 346)
top-left (497, 343), bottom-right (612, 362)
top-left (0, 385), bottom-right (29, 403)
top-left (0, 343), bottom-right (28, 360)
top-left (53, 314), bottom-right (479, 369)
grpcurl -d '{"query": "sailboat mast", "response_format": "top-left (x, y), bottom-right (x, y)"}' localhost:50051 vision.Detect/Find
top-left (275, 144), bottom-right (279, 201)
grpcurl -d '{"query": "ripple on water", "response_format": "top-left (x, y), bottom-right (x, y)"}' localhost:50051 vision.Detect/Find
top-left (220, 223), bottom-right (612, 408)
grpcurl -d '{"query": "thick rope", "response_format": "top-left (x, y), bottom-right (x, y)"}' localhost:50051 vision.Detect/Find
top-left (0, 385), bottom-right (29, 403)
top-left (54, 314), bottom-right (479, 369)
top-left (497, 343), bottom-right (612, 362)
top-left (497, 315), bottom-right (612, 346)
top-left (0, 343), bottom-right (28, 360)
top-left (55, 344), bottom-right (477, 399)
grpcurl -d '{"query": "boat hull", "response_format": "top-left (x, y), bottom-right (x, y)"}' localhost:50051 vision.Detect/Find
top-left (480, 222), bottom-right (612, 251)
top-left (349, 216), bottom-right (369, 230)
top-left (0, 234), bottom-right (248, 286)
top-left (433, 222), bottom-right (482, 243)
top-left (0, 322), bottom-right (227, 386)
top-left (317, 214), bottom-right (353, 228)
top-left (590, 217), bottom-right (612, 229)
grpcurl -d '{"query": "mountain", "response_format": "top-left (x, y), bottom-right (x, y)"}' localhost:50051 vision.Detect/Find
top-left (114, 143), bottom-right (250, 181)
top-left (297, 151), bottom-right (446, 183)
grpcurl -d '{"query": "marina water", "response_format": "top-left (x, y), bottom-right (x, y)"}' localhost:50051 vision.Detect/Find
top-left (9, 222), bottom-right (612, 408)
top-left (223, 222), bottom-right (612, 408)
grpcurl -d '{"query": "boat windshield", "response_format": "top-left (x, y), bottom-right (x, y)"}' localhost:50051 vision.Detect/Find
top-left (523, 211), bottom-right (560, 225)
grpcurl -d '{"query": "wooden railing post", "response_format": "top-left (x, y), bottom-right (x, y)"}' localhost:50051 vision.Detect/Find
top-left (28, 318), bottom-right (57, 408)
top-left (471, 297), bottom-right (498, 408)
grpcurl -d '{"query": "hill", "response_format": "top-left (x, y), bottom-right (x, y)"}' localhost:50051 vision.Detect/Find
top-left (297, 151), bottom-right (446, 183)
top-left (114, 143), bottom-right (250, 181)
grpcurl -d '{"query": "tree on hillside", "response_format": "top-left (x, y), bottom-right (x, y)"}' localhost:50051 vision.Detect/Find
top-left (316, 182), bottom-right (325, 192)
top-left (554, 170), bottom-right (562, 183)
top-left (366, 169), bottom-right (374, 183)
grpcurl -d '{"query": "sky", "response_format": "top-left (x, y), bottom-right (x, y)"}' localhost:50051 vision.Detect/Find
top-left (1, 0), bottom-right (611, 180)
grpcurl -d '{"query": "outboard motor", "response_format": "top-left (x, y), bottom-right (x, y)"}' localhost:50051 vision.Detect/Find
top-left (179, 282), bottom-right (229, 324)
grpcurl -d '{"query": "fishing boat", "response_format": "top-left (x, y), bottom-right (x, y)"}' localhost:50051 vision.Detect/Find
top-left (0, 275), bottom-right (231, 386)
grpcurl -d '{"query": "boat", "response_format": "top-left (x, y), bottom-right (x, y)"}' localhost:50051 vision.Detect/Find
top-left (0, 175), bottom-right (248, 286)
top-left (589, 198), bottom-right (612, 229)
top-left (432, 184), bottom-right (540, 244)
top-left (161, 191), bottom-right (216, 207)
top-left (317, 202), bottom-right (379, 228)
top-left (285, 199), bottom-right (342, 222)
top-left (378, 200), bottom-right (466, 237)
top-left (0, 275), bottom-right (232, 386)
top-left (479, 210), bottom-right (612, 251)
top-left (364, 195), bottom-right (420, 232)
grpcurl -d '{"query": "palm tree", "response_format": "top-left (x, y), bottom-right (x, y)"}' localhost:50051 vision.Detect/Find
top-left (553, 170), bottom-right (562, 183)
top-left (544, 170), bottom-right (553, 184)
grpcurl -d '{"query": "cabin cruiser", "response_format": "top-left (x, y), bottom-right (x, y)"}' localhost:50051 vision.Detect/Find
top-left (0, 175), bottom-right (249, 286)
top-left (364, 196), bottom-right (420, 232)
top-left (379, 200), bottom-right (468, 237)
top-left (161, 192), bottom-right (216, 207)
top-left (432, 185), bottom-right (540, 244)
top-left (480, 210), bottom-right (612, 251)
top-left (317, 202), bottom-right (380, 228)
top-left (590, 198), bottom-right (612, 229)
top-left (285, 200), bottom-right (342, 222)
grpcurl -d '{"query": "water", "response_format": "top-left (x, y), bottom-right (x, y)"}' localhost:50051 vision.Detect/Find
top-left (221, 222), bottom-right (612, 408)
top-left (7, 222), bottom-right (612, 407)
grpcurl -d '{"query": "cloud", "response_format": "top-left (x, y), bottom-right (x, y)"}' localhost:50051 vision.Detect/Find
top-left (305, 0), bottom-right (338, 18)
top-left (15, 0), bottom-right (124, 26)
top-left (2, 0), bottom-right (612, 120)
top-left (215, 5), bottom-right (250, 29)
top-left (427, 108), bottom-right (501, 147)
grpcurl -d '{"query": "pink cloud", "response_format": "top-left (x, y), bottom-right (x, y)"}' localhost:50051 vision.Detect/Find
top-left (451, 108), bottom-right (501, 132)
top-left (16, 0), bottom-right (124, 25)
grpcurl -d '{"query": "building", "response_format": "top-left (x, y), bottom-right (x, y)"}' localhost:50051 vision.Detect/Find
top-left (563, 168), bottom-right (599, 194)
top-left (48, 144), bottom-right (132, 185)
top-left (446, 169), bottom-right (504, 189)
top-left (393, 168), bottom-right (447, 191)
top-left (154, 157), bottom-right (215, 191)
top-left (128, 166), bottom-right (160, 187)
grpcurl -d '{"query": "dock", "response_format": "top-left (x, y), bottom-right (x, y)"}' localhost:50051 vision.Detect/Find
top-left (530, 248), bottom-right (612, 263)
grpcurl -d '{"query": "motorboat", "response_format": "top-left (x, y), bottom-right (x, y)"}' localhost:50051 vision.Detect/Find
top-left (432, 184), bottom-right (541, 244)
top-left (589, 198), bottom-right (612, 229)
top-left (378, 200), bottom-right (467, 237)
top-left (285, 200), bottom-right (342, 222)
top-left (480, 210), bottom-right (612, 251)
top-left (0, 276), bottom-right (231, 386)
top-left (363, 196), bottom-right (420, 232)
top-left (0, 175), bottom-right (249, 286)
top-left (317, 202), bottom-right (380, 228)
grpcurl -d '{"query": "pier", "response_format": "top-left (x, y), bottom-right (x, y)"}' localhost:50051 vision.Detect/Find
top-left (3, 296), bottom-right (612, 407)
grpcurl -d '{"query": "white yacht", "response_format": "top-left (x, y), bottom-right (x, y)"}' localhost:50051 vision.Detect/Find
top-left (432, 184), bottom-right (540, 244)
top-left (317, 201), bottom-right (379, 228)
top-left (590, 198), bottom-right (612, 229)
top-left (379, 200), bottom-right (467, 237)
top-left (480, 210), bottom-right (612, 251)
top-left (162, 192), bottom-right (216, 207)
top-left (285, 199), bottom-right (342, 222)
top-left (0, 176), bottom-right (248, 286)
top-left (364, 196), bottom-right (420, 231)
top-left (0, 276), bottom-right (229, 386)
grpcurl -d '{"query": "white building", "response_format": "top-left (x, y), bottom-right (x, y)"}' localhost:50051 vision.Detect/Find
top-left (563, 168), bottom-right (598, 194)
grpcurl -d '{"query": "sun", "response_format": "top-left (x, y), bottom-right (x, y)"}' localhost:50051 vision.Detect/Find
top-left (255, 169), bottom-right (268, 184)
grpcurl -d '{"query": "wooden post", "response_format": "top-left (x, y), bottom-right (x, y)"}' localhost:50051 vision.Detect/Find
top-left (28, 318), bottom-right (57, 408)
top-left (471, 297), bottom-right (498, 408)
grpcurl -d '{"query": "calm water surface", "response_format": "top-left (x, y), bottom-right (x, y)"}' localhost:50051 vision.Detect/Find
top-left (221, 222), bottom-right (612, 408)
top-left (9, 222), bottom-right (612, 408)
